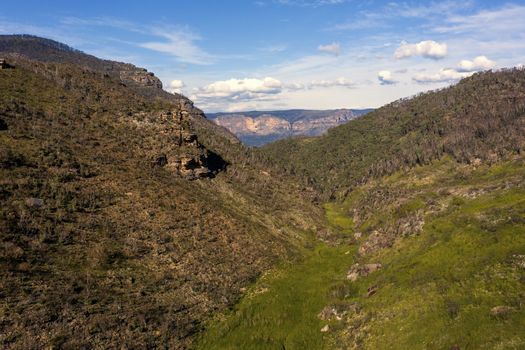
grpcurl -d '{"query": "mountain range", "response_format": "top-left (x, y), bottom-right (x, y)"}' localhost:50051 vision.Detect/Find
top-left (208, 109), bottom-right (372, 146)
top-left (1, 35), bottom-right (524, 349)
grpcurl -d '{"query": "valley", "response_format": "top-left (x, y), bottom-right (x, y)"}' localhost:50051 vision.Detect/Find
top-left (1, 34), bottom-right (524, 350)
top-left (196, 157), bottom-right (525, 349)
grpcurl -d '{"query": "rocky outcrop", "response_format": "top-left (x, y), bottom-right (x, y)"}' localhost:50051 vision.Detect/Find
top-left (119, 66), bottom-right (163, 89)
top-left (147, 101), bottom-right (228, 180)
top-left (346, 263), bottom-right (382, 281)
top-left (318, 303), bottom-right (360, 321)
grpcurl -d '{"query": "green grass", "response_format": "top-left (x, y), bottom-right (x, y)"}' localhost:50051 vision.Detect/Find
top-left (324, 202), bottom-right (354, 235)
top-left (195, 242), bottom-right (356, 350)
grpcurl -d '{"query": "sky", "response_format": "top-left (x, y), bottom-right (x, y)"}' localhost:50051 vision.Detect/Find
top-left (1, 0), bottom-right (525, 112)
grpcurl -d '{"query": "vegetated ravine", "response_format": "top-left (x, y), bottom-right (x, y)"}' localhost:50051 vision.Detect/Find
top-left (1, 35), bottom-right (524, 349)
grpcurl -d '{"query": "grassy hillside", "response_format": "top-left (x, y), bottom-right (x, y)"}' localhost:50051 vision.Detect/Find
top-left (261, 69), bottom-right (525, 199)
top-left (197, 156), bottom-right (525, 349)
top-left (0, 50), bottom-right (321, 348)
top-left (324, 156), bottom-right (525, 349)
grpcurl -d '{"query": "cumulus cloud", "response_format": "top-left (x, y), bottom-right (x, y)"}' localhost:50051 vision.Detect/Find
top-left (195, 77), bottom-right (282, 101)
top-left (167, 80), bottom-right (185, 94)
top-left (377, 70), bottom-right (396, 85)
top-left (318, 42), bottom-right (341, 56)
top-left (414, 55), bottom-right (496, 84)
top-left (394, 40), bottom-right (448, 59)
top-left (457, 55), bottom-right (496, 72)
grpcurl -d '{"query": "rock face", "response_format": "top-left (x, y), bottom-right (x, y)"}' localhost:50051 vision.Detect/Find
top-left (147, 101), bottom-right (227, 180)
top-left (208, 109), bottom-right (372, 146)
top-left (119, 66), bottom-right (163, 89)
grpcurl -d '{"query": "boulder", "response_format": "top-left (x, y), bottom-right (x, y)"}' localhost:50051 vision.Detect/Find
top-left (490, 306), bottom-right (514, 318)
top-left (346, 263), bottom-right (382, 281)
top-left (25, 197), bottom-right (44, 208)
top-left (152, 154), bottom-right (168, 167)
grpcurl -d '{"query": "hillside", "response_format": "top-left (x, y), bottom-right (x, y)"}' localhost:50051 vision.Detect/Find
top-left (0, 37), bottom-right (322, 349)
top-left (208, 109), bottom-right (371, 146)
top-left (261, 69), bottom-right (525, 199)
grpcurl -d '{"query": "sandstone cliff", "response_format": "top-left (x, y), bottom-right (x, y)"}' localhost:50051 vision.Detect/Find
top-left (208, 109), bottom-right (372, 146)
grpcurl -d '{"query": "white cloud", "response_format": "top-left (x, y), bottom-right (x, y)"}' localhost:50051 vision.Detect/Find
top-left (191, 77), bottom-right (284, 112)
top-left (140, 28), bottom-right (213, 65)
top-left (457, 55), bottom-right (495, 72)
top-left (167, 79), bottom-right (185, 94)
top-left (285, 82), bottom-right (306, 90)
top-left (395, 40), bottom-right (448, 60)
top-left (377, 70), bottom-right (396, 85)
top-left (413, 68), bottom-right (471, 84)
top-left (195, 77), bottom-right (282, 100)
top-left (318, 42), bottom-right (341, 56)
top-left (412, 55), bottom-right (495, 84)
top-left (309, 77), bottom-right (353, 88)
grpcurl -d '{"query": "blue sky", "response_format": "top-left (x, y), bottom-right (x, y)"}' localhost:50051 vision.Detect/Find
top-left (1, 1), bottom-right (525, 112)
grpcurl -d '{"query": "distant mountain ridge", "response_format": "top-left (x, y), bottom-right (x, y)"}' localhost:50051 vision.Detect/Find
top-left (208, 108), bottom-right (372, 146)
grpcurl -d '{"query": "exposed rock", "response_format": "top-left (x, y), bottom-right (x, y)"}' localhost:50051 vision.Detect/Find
top-left (25, 197), bottom-right (44, 208)
top-left (318, 303), bottom-right (360, 321)
top-left (140, 108), bottom-right (228, 180)
top-left (366, 285), bottom-right (378, 298)
top-left (512, 254), bottom-right (525, 269)
top-left (209, 109), bottom-right (372, 146)
top-left (321, 325), bottom-right (330, 333)
top-left (347, 271), bottom-right (360, 282)
top-left (152, 154), bottom-right (168, 167)
top-left (119, 66), bottom-right (162, 89)
top-left (347, 263), bottom-right (382, 281)
top-left (358, 230), bottom-right (395, 256)
top-left (358, 214), bottom-right (425, 255)
top-left (0, 58), bottom-right (13, 69)
top-left (490, 306), bottom-right (514, 318)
